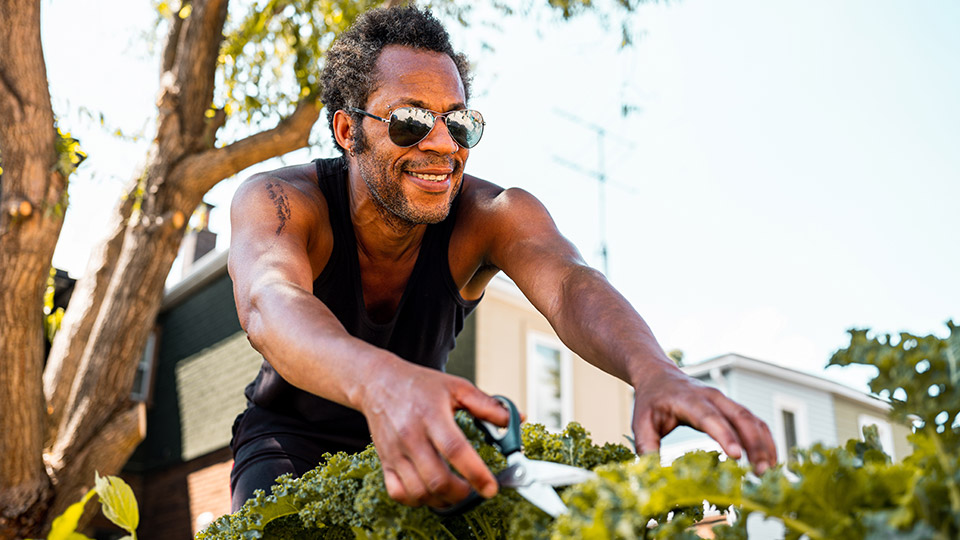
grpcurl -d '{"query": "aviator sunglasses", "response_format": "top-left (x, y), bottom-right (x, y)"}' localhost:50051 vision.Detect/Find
top-left (347, 106), bottom-right (485, 149)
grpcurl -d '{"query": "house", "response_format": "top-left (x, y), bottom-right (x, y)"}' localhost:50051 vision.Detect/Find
top-left (663, 353), bottom-right (912, 539)
top-left (661, 353), bottom-right (911, 464)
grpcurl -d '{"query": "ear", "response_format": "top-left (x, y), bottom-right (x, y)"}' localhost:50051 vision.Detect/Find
top-left (332, 109), bottom-right (355, 152)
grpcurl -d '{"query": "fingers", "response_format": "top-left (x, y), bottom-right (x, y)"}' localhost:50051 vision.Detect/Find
top-left (709, 395), bottom-right (778, 474)
top-left (632, 409), bottom-right (664, 455)
top-left (377, 421), bottom-right (473, 507)
top-left (691, 404), bottom-right (744, 460)
top-left (370, 375), bottom-right (503, 508)
top-left (633, 382), bottom-right (778, 475)
top-left (428, 413), bottom-right (499, 499)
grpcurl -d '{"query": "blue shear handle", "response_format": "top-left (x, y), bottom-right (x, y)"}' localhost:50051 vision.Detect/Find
top-left (431, 396), bottom-right (523, 517)
top-left (475, 395), bottom-right (523, 456)
top-left (431, 491), bottom-right (485, 517)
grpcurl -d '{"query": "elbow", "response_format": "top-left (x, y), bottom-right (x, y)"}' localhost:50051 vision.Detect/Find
top-left (551, 264), bottom-right (607, 318)
top-left (237, 287), bottom-right (270, 354)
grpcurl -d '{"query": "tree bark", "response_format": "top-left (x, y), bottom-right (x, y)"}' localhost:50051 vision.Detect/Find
top-left (37, 1), bottom-right (319, 534)
top-left (44, 186), bottom-right (135, 445)
top-left (0, 0), bottom-right (64, 536)
top-left (2, 0), bottom-right (321, 536)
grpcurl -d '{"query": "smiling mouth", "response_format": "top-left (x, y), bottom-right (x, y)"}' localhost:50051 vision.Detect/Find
top-left (408, 171), bottom-right (448, 182)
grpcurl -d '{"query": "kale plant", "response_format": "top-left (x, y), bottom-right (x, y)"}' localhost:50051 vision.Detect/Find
top-left (198, 415), bottom-right (632, 539)
top-left (557, 321), bottom-right (960, 539)
top-left (200, 322), bottom-right (959, 539)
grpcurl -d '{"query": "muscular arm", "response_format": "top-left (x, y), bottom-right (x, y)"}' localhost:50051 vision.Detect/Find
top-left (229, 171), bottom-right (508, 508)
top-left (475, 186), bottom-right (776, 472)
top-left (230, 173), bottom-right (365, 407)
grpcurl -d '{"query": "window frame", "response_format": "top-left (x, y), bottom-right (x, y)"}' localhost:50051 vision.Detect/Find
top-left (131, 325), bottom-right (161, 405)
top-left (771, 394), bottom-right (810, 463)
top-left (525, 331), bottom-right (574, 431)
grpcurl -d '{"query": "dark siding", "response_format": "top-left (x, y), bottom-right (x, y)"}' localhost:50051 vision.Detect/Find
top-left (446, 311), bottom-right (476, 383)
top-left (128, 271), bottom-right (243, 472)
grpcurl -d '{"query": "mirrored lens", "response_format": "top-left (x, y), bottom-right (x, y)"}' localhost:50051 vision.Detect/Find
top-left (446, 110), bottom-right (484, 148)
top-left (388, 107), bottom-right (434, 147)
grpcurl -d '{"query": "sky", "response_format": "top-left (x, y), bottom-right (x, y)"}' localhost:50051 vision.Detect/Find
top-left (42, 0), bottom-right (960, 393)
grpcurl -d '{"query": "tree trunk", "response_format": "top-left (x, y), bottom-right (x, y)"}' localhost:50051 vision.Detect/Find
top-left (1, 0), bottom-right (320, 536)
top-left (38, 0), bottom-right (318, 534)
top-left (0, 0), bottom-right (65, 537)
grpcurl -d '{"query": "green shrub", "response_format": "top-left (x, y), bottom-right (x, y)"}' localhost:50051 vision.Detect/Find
top-left (200, 322), bottom-right (959, 539)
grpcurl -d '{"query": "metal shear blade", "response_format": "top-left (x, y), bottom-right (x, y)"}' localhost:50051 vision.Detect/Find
top-left (497, 453), bottom-right (598, 517)
top-left (431, 395), bottom-right (597, 518)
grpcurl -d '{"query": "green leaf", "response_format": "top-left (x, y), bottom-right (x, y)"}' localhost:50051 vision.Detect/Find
top-left (47, 489), bottom-right (96, 540)
top-left (94, 472), bottom-right (140, 535)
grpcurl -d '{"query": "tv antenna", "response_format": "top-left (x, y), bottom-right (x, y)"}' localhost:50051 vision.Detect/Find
top-left (553, 109), bottom-right (637, 277)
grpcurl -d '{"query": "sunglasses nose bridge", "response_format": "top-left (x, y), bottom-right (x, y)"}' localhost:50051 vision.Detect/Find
top-left (416, 111), bottom-right (461, 152)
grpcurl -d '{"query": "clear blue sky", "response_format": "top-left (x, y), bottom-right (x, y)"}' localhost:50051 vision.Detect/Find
top-left (45, 0), bottom-right (960, 392)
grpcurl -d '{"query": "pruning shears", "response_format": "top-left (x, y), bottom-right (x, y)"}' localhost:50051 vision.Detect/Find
top-left (434, 395), bottom-right (597, 518)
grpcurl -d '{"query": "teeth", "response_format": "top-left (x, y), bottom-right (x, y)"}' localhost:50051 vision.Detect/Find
top-left (409, 172), bottom-right (447, 182)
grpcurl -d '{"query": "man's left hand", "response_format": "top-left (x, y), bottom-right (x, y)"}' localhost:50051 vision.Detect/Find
top-left (630, 369), bottom-right (777, 474)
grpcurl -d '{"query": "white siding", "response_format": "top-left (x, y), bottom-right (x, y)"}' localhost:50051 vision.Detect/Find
top-left (728, 369), bottom-right (838, 450)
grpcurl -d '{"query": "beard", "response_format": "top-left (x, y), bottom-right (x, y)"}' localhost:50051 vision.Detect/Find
top-left (354, 129), bottom-right (463, 227)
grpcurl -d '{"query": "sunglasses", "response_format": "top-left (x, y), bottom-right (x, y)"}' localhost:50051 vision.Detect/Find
top-left (347, 106), bottom-right (485, 149)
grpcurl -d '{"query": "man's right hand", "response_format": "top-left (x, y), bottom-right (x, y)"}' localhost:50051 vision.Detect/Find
top-left (359, 360), bottom-right (510, 508)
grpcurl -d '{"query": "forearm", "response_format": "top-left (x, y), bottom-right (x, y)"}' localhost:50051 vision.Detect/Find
top-left (241, 279), bottom-right (402, 411)
top-left (548, 265), bottom-right (683, 389)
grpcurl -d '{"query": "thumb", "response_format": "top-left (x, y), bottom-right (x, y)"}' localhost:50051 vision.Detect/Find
top-left (453, 383), bottom-right (511, 427)
top-left (633, 415), bottom-right (662, 456)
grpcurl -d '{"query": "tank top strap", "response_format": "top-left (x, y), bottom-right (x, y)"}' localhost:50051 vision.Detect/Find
top-left (314, 157), bottom-right (349, 235)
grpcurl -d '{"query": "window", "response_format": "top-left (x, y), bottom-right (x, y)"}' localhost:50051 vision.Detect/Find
top-left (772, 394), bottom-right (809, 464)
top-left (781, 410), bottom-right (798, 462)
top-left (131, 326), bottom-right (160, 403)
top-left (858, 414), bottom-right (896, 460)
top-left (526, 332), bottom-right (573, 431)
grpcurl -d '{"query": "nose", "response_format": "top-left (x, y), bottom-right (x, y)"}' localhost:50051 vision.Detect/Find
top-left (416, 117), bottom-right (460, 155)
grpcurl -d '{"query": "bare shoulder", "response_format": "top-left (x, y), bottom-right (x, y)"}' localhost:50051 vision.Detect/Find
top-left (456, 172), bottom-right (580, 275)
top-left (452, 174), bottom-right (566, 281)
top-left (458, 174), bottom-right (555, 236)
top-left (233, 162), bottom-right (326, 221)
top-left (458, 174), bottom-right (546, 223)
top-left (230, 161), bottom-right (333, 275)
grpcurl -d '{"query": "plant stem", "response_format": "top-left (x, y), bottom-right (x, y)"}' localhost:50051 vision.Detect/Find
top-left (659, 495), bottom-right (826, 540)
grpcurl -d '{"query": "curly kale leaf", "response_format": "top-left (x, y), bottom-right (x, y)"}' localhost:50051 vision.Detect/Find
top-left (830, 321), bottom-right (960, 537)
top-left (521, 421), bottom-right (634, 470)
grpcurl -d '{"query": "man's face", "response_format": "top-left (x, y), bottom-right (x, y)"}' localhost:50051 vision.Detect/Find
top-left (353, 45), bottom-right (470, 225)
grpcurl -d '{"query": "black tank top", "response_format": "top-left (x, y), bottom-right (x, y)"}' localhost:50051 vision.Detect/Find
top-left (239, 157), bottom-right (481, 448)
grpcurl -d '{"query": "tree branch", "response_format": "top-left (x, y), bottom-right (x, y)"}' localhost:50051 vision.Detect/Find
top-left (171, 99), bottom-right (321, 194)
top-left (174, 0), bottom-right (229, 151)
top-left (160, 8), bottom-right (184, 76)
top-left (44, 185), bottom-right (136, 445)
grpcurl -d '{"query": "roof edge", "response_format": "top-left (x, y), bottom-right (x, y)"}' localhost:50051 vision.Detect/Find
top-left (683, 353), bottom-right (889, 411)
top-left (161, 249), bottom-right (230, 311)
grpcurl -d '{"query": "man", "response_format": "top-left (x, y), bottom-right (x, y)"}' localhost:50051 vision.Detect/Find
top-left (228, 6), bottom-right (776, 512)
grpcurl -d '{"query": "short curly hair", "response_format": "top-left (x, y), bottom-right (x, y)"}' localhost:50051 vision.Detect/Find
top-left (319, 5), bottom-right (472, 154)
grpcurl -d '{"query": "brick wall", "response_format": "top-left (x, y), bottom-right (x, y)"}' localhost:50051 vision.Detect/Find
top-left (187, 457), bottom-right (233, 535)
top-left (138, 448), bottom-right (233, 540)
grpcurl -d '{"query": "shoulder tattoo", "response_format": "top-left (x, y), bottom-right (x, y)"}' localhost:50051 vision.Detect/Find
top-left (264, 182), bottom-right (292, 236)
